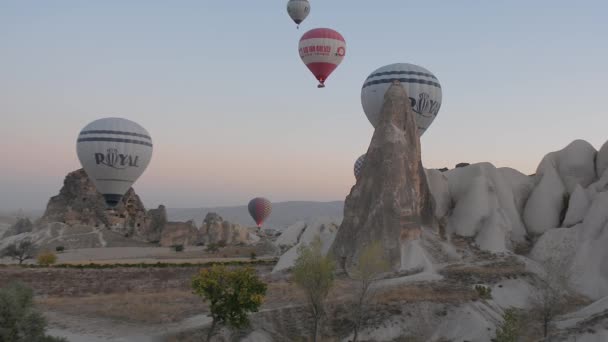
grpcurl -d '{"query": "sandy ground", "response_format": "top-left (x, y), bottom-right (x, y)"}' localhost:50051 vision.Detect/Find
top-left (46, 310), bottom-right (211, 342)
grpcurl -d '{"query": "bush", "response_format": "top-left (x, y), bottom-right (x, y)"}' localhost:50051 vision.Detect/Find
top-left (172, 244), bottom-right (184, 252)
top-left (493, 308), bottom-right (521, 342)
top-left (0, 282), bottom-right (68, 341)
top-left (37, 251), bottom-right (57, 266)
top-left (250, 252), bottom-right (257, 260)
top-left (55, 246), bottom-right (65, 253)
top-left (217, 240), bottom-right (227, 248)
top-left (474, 284), bottom-right (492, 299)
top-left (206, 243), bottom-right (219, 253)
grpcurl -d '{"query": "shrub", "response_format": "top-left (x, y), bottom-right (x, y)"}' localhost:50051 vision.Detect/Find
top-left (494, 308), bottom-right (521, 342)
top-left (37, 251), bottom-right (57, 266)
top-left (172, 244), bottom-right (184, 252)
top-left (206, 243), bottom-right (219, 253)
top-left (217, 240), bottom-right (227, 248)
top-left (0, 282), bottom-right (68, 341)
top-left (474, 284), bottom-right (492, 299)
top-left (55, 246), bottom-right (65, 253)
top-left (250, 252), bottom-right (257, 260)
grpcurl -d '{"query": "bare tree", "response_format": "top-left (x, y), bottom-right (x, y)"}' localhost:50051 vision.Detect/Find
top-left (293, 236), bottom-right (335, 342)
top-left (2, 239), bottom-right (36, 264)
top-left (349, 241), bottom-right (390, 342)
top-left (530, 257), bottom-right (571, 339)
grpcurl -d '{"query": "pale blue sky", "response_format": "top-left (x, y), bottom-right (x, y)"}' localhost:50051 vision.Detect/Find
top-left (1, 1), bottom-right (607, 210)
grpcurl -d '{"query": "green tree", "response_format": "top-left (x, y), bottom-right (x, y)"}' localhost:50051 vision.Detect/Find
top-left (2, 239), bottom-right (36, 264)
top-left (350, 242), bottom-right (390, 342)
top-left (494, 308), bottom-right (521, 342)
top-left (0, 282), bottom-right (67, 342)
top-left (192, 265), bottom-right (267, 341)
top-left (293, 236), bottom-right (335, 342)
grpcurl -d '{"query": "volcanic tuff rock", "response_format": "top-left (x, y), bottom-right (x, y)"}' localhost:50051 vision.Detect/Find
top-left (144, 205), bottom-right (167, 242)
top-left (159, 213), bottom-right (260, 247)
top-left (330, 81), bottom-right (435, 272)
top-left (159, 220), bottom-right (200, 246)
top-left (199, 212), bottom-right (256, 245)
top-left (38, 169), bottom-right (153, 241)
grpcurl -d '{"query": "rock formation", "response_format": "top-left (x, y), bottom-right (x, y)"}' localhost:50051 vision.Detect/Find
top-left (523, 140), bottom-right (597, 235)
top-left (330, 81), bottom-right (435, 272)
top-left (143, 205), bottom-right (167, 242)
top-left (429, 163), bottom-right (533, 251)
top-left (158, 212), bottom-right (260, 247)
top-left (159, 220), bottom-right (200, 246)
top-left (273, 218), bottom-right (340, 272)
top-left (38, 169), bottom-right (157, 241)
top-left (199, 213), bottom-right (256, 245)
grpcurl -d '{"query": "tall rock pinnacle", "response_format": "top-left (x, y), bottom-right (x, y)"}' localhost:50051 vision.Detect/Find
top-left (331, 81), bottom-right (435, 272)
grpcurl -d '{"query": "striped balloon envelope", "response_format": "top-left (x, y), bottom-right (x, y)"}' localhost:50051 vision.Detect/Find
top-left (361, 63), bottom-right (442, 136)
top-left (76, 117), bottom-right (153, 207)
top-left (248, 197), bottom-right (272, 227)
top-left (298, 28), bottom-right (346, 88)
top-left (354, 154), bottom-right (365, 180)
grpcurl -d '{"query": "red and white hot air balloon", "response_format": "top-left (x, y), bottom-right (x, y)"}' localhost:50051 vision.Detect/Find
top-left (298, 28), bottom-right (346, 88)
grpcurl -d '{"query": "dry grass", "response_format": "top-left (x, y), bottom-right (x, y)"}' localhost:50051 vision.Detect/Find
top-left (259, 276), bottom-right (470, 311)
top-left (37, 290), bottom-right (207, 324)
top-left (374, 283), bottom-right (476, 303)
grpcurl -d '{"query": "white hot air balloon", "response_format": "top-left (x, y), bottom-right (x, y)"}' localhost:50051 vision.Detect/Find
top-left (76, 117), bottom-right (153, 207)
top-left (361, 63), bottom-right (442, 136)
top-left (287, 0), bottom-right (310, 28)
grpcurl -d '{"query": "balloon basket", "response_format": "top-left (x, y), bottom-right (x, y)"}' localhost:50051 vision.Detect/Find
top-left (317, 84), bottom-right (325, 88)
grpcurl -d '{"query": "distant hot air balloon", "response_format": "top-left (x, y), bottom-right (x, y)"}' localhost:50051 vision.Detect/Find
top-left (76, 117), bottom-right (153, 208)
top-left (354, 154), bottom-right (365, 179)
top-left (248, 197), bottom-right (272, 228)
top-left (299, 28), bottom-right (346, 88)
top-left (287, 0), bottom-right (310, 29)
top-left (361, 63), bottom-right (442, 136)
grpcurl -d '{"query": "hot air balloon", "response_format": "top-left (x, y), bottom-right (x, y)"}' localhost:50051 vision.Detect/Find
top-left (76, 117), bottom-right (153, 208)
top-left (354, 154), bottom-right (365, 179)
top-left (248, 197), bottom-right (272, 228)
top-left (287, 0), bottom-right (310, 29)
top-left (299, 28), bottom-right (346, 88)
top-left (361, 63), bottom-right (442, 135)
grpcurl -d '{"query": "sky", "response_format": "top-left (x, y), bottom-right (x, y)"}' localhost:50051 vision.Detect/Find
top-left (1, 1), bottom-right (607, 211)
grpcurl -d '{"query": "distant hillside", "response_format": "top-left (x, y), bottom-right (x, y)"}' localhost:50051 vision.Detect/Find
top-left (167, 201), bottom-right (344, 229)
